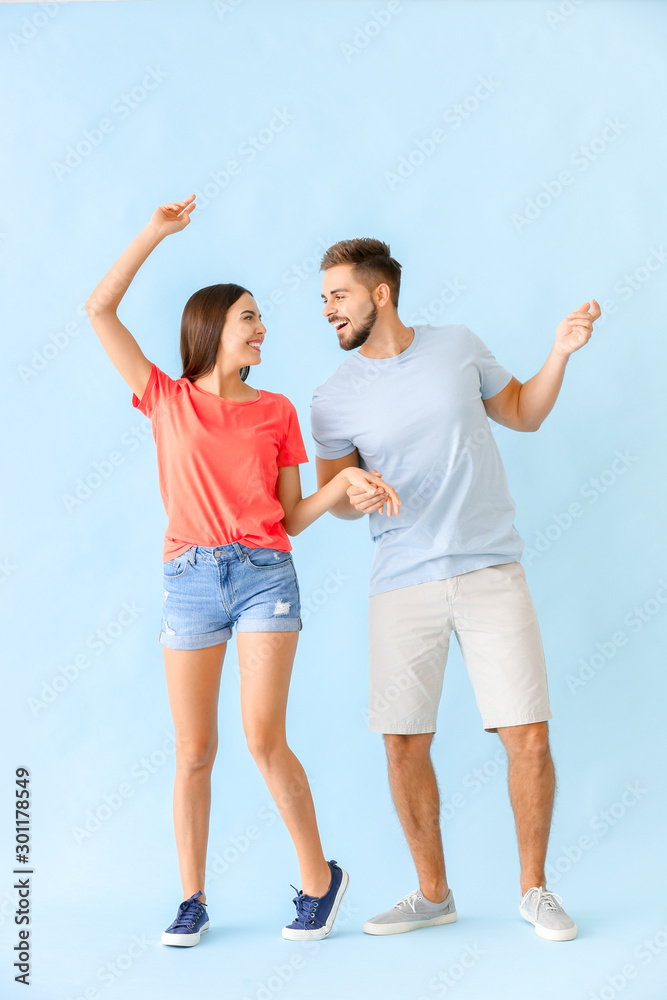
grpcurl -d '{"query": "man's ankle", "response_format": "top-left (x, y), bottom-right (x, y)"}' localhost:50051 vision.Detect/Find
top-left (420, 883), bottom-right (449, 904)
top-left (520, 877), bottom-right (546, 897)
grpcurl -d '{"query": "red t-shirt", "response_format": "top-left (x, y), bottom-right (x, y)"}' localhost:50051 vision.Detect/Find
top-left (132, 362), bottom-right (309, 561)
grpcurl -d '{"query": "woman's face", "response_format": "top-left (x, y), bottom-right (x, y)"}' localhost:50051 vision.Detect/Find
top-left (219, 292), bottom-right (266, 371)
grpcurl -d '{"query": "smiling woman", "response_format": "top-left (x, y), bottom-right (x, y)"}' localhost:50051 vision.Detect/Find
top-left (83, 194), bottom-right (401, 949)
top-left (180, 283), bottom-right (259, 392)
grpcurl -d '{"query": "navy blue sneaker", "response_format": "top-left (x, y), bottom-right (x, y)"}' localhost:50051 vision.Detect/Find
top-left (282, 860), bottom-right (349, 940)
top-left (161, 890), bottom-right (210, 946)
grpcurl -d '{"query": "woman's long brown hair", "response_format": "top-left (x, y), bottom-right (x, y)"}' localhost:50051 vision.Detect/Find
top-left (180, 283), bottom-right (252, 383)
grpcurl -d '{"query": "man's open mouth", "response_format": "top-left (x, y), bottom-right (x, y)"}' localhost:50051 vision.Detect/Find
top-left (334, 321), bottom-right (349, 332)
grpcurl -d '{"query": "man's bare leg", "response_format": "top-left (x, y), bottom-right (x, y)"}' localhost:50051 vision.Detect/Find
top-left (383, 733), bottom-right (449, 903)
top-left (496, 721), bottom-right (555, 895)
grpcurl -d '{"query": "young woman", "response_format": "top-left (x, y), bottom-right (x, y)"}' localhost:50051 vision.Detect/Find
top-left (85, 196), bottom-right (401, 947)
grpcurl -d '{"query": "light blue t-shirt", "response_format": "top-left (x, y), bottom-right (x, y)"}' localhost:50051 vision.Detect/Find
top-left (310, 324), bottom-right (524, 597)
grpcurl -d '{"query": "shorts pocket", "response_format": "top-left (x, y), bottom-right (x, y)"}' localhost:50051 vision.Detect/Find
top-left (244, 547), bottom-right (293, 570)
top-left (163, 548), bottom-right (194, 579)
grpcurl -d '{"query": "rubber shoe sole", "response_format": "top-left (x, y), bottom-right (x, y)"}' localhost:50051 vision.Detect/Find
top-left (282, 868), bottom-right (350, 941)
top-left (161, 920), bottom-right (210, 947)
top-left (363, 908), bottom-right (457, 936)
top-left (519, 906), bottom-right (577, 941)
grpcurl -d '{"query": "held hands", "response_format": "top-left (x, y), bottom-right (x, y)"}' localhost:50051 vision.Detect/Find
top-left (554, 299), bottom-right (601, 357)
top-left (344, 468), bottom-right (401, 517)
top-left (149, 195), bottom-right (196, 237)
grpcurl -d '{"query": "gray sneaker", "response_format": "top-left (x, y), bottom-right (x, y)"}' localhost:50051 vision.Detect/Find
top-left (519, 886), bottom-right (577, 941)
top-left (363, 888), bottom-right (457, 936)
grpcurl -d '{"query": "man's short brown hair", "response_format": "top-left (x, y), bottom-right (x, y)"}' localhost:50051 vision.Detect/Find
top-left (320, 238), bottom-right (402, 306)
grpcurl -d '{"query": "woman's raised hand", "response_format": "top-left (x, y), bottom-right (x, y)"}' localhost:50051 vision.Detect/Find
top-left (150, 195), bottom-right (196, 236)
top-left (343, 467), bottom-right (402, 517)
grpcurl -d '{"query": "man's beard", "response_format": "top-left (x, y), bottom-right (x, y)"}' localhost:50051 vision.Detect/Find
top-left (338, 302), bottom-right (378, 351)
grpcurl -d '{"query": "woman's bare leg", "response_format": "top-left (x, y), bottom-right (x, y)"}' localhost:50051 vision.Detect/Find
top-left (163, 642), bottom-right (226, 903)
top-left (237, 631), bottom-right (330, 897)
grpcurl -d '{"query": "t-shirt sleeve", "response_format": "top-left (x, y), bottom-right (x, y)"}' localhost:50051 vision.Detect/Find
top-left (310, 388), bottom-right (356, 460)
top-left (467, 327), bottom-right (513, 400)
top-left (131, 362), bottom-right (179, 418)
top-left (277, 397), bottom-right (309, 467)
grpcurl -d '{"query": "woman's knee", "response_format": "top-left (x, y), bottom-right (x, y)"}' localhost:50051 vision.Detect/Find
top-left (175, 736), bottom-right (218, 772)
top-left (245, 727), bottom-right (287, 766)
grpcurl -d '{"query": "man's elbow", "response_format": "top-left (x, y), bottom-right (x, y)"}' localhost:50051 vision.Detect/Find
top-left (512, 406), bottom-right (542, 433)
top-left (519, 418), bottom-right (542, 432)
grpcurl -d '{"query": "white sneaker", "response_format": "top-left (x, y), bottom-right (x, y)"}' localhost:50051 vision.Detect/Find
top-left (363, 888), bottom-right (457, 936)
top-left (519, 886), bottom-right (577, 941)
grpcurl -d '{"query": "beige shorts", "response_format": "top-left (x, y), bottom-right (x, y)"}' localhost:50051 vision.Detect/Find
top-left (368, 561), bottom-right (552, 734)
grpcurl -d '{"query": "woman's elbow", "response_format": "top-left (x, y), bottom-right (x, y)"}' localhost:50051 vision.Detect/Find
top-left (281, 518), bottom-right (301, 537)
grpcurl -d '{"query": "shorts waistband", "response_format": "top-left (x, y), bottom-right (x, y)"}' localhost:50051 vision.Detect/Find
top-left (178, 543), bottom-right (289, 564)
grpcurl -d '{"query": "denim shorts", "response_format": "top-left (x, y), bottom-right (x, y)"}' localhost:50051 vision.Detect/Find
top-left (159, 542), bottom-right (302, 650)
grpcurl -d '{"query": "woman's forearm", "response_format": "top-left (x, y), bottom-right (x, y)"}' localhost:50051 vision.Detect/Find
top-left (283, 472), bottom-right (353, 535)
top-left (86, 220), bottom-right (165, 315)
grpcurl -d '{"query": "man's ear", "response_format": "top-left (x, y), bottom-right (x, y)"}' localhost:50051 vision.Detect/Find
top-left (374, 282), bottom-right (392, 308)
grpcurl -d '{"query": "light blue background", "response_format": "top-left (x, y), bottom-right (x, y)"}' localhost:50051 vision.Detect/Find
top-left (2, 1), bottom-right (666, 998)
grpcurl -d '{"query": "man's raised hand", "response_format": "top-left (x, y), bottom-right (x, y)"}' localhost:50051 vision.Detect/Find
top-left (555, 299), bottom-right (601, 356)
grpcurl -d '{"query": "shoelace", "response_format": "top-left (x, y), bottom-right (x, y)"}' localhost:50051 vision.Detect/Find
top-left (290, 884), bottom-right (319, 925)
top-left (394, 890), bottom-right (424, 913)
top-left (526, 887), bottom-right (564, 914)
top-left (170, 896), bottom-right (207, 931)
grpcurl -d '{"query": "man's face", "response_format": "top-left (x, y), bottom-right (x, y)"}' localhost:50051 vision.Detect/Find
top-left (321, 264), bottom-right (378, 351)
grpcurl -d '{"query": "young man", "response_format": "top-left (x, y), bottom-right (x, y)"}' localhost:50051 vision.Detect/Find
top-left (310, 238), bottom-right (600, 941)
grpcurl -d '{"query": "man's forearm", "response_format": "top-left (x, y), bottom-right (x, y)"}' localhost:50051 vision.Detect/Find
top-left (517, 347), bottom-right (569, 431)
top-left (329, 494), bottom-right (365, 520)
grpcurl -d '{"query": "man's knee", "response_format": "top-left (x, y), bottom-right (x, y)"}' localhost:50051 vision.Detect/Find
top-left (498, 721), bottom-right (550, 760)
top-left (384, 732), bottom-right (434, 769)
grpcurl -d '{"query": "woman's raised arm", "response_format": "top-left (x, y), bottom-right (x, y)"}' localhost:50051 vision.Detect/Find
top-left (84, 195), bottom-right (196, 399)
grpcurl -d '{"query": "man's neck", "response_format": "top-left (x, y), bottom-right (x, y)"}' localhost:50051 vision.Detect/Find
top-left (358, 315), bottom-right (416, 359)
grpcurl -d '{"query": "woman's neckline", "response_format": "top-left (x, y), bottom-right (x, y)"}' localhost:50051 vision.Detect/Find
top-left (189, 380), bottom-right (263, 405)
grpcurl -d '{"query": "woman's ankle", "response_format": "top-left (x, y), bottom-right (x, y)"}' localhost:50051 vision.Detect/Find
top-left (301, 860), bottom-right (332, 898)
